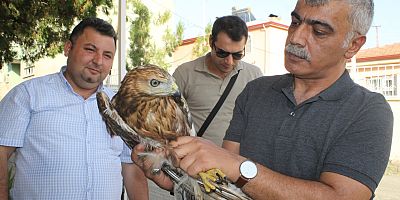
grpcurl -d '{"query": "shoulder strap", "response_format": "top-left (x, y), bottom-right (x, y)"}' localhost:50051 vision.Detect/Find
top-left (197, 70), bottom-right (241, 137)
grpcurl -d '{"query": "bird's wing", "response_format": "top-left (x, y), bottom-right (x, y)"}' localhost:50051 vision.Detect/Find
top-left (172, 94), bottom-right (196, 136)
top-left (96, 91), bottom-right (141, 149)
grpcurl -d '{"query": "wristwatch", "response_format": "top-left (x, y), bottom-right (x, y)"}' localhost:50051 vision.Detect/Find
top-left (235, 160), bottom-right (258, 188)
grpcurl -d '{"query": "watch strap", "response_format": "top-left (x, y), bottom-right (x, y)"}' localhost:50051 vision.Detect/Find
top-left (235, 175), bottom-right (249, 188)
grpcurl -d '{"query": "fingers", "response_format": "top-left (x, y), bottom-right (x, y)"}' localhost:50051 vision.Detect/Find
top-left (131, 144), bottom-right (145, 164)
top-left (131, 144), bottom-right (174, 191)
top-left (169, 135), bottom-right (194, 147)
top-left (173, 137), bottom-right (216, 177)
top-left (171, 137), bottom-right (245, 182)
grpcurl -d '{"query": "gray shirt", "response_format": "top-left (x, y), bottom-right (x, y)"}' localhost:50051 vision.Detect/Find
top-left (173, 54), bottom-right (263, 146)
top-left (225, 71), bottom-right (393, 192)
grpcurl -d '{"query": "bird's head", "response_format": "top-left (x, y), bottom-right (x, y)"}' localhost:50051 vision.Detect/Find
top-left (121, 64), bottom-right (181, 98)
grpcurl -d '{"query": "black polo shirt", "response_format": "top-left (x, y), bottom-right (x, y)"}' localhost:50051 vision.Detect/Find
top-left (225, 70), bottom-right (393, 192)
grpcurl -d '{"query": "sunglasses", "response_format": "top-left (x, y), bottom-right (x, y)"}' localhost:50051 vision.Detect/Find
top-left (213, 44), bottom-right (245, 60)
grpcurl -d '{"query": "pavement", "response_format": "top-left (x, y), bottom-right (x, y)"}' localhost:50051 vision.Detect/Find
top-left (375, 161), bottom-right (400, 200)
top-left (375, 175), bottom-right (400, 200)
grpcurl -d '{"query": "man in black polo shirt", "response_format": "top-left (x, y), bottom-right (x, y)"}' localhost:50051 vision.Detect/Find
top-left (132, 0), bottom-right (393, 199)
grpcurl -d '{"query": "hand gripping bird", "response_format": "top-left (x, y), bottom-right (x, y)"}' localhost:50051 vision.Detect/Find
top-left (97, 64), bottom-right (250, 200)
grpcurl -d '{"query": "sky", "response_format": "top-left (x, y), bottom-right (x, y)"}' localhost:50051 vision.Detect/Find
top-left (170, 0), bottom-right (399, 50)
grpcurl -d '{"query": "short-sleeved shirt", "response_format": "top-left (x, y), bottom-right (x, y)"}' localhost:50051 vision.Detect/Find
top-left (225, 71), bottom-right (393, 192)
top-left (173, 54), bottom-right (263, 146)
top-left (0, 66), bottom-right (132, 199)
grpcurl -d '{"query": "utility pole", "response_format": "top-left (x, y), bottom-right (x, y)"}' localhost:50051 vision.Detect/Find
top-left (372, 25), bottom-right (381, 47)
top-left (118, 0), bottom-right (127, 86)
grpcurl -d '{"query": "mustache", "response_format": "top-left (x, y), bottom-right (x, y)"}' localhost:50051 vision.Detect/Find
top-left (285, 44), bottom-right (311, 61)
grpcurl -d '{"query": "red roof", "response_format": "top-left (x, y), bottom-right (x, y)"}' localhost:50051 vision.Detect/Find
top-left (356, 43), bottom-right (400, 62)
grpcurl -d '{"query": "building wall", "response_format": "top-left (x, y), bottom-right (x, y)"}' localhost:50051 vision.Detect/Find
top-left (388, 101), bottom-right (400, 160)
top-left (170, 41), bottom-right (198, 73)
top-left (0, 63), bottom-right (22, 99)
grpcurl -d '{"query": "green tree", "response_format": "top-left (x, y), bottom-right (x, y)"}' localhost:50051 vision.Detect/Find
top-left (128, 0), bottom-right (151, 69)
top-left (127, 0), bottom-right (183, 70)
top-left (192, 23), bottom-right (212, 58)
top-left (0, 0), bottom-right (113, 69)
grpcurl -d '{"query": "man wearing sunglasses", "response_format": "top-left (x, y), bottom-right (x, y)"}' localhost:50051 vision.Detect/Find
top-left (172, 15), bottom-right (263, 146)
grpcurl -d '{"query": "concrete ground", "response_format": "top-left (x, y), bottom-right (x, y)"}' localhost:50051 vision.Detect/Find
top-left (375, 175), bottom-right (400, 200)
top-left (375, 160), bottom-right (400, 200)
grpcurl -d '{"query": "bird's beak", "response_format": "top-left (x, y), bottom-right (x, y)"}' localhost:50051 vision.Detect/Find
top-left (173, 91), bottom-right (181, 98)
top-left (171, 83), bottom-right (181, 98)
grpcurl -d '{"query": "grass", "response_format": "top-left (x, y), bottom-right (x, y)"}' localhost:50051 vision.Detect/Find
top-left (384, 160), bottom-right (400, 175)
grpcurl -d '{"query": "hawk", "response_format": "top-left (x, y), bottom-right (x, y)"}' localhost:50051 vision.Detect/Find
top-left (97, 64), bottom-right (249, 200)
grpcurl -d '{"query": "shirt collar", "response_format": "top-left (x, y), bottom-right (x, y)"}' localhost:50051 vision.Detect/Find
top-left (318, 70), bottom-right (354, 101)
top-left (273, 70), bottom-right (354, 101)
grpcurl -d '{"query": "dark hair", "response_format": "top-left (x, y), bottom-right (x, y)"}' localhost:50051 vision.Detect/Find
top-left (211, 15), bottom-right (248, 44)
top-left (69, 17), bottom-right (117, 46)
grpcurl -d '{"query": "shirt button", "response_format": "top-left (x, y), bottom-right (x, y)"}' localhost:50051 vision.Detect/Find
top-left (289, 111), bottom-right (295, 116)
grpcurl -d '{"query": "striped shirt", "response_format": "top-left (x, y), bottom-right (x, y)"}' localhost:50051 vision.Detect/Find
top-left (0, 66), bottom-right (132, 199)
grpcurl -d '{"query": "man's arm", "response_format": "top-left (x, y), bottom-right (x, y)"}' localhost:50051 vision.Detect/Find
top-left (0, 146), bottom-right (16, 200)
top-left (172, 136), bottom-right (372, 200)
top-left (222, 140), bottom-right (239, 154)
top-left (242, 165), bottom-right (371, 200)
top-left (122, 162), bottom-right (149, 200)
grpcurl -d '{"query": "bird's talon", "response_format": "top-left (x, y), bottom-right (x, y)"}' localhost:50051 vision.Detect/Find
top-left (152, 168), bottom-right (161, 174)
top-left (199, 171), bottom-right (221, 193)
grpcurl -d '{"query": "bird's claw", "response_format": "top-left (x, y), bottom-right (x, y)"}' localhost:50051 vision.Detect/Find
top-left (199, 168), bottom-right (227, 193)
top-left (152, 168), bottom-right (161, 174)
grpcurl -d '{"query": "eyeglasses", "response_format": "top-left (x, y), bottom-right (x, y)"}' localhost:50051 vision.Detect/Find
top-left (213, 44), bottom-right (245, 60)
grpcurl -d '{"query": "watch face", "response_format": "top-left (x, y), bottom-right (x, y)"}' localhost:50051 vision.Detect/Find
top-left (240, 160), bottom-right (257, 179)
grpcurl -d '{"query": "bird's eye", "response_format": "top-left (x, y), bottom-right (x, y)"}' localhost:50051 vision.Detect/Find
top-left (150, 79), bottom-right (160, 87)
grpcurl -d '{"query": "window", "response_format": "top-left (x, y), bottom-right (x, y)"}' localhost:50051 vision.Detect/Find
top-left (24, 65), bottom-right (34, 77)
top-left (349, 64), bottom-right (400, 98)
top-left (10, 63), bottom-right (21, 76)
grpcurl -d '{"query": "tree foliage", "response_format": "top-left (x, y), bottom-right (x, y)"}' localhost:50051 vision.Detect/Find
top-left (127, 0), bottom-right (183, 70)
top-left (0, 0), bottom-right (113, 69)
top-left (128, 0), bottom-right (151, 69)
top-left (192, 23), bottom-right (212, 58)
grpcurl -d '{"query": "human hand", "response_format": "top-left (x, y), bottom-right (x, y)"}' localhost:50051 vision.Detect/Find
top-left (131, 144), bottom-right (174, 191)
top-left (170, 136), bottom-right (245, 182)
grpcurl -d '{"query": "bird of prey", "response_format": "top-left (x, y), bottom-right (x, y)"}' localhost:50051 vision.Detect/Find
top-left (97, 64), bottom-right (250, 200)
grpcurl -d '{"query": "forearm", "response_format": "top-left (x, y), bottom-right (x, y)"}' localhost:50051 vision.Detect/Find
top-left (241, 166), bottom-right (371, 200)
top-left (0, 146), bottom-right (15, 200)
top-left (122, 163), bottom-right (149, 200)
top-left (0, 156), bottom-right (8, 200)
top-left (242, 167), bottom-right (327, 200)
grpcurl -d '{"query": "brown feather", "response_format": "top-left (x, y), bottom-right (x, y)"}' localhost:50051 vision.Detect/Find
top-left (110, 64), bottom-right (194, 146)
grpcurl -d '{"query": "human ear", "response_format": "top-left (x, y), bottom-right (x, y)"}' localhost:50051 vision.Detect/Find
top-left (344, 35), bottom-right (366, 59)
top-left (208, 36), bottom-right (213, 48)
top-left (64, 40), bottom-right (73, 56)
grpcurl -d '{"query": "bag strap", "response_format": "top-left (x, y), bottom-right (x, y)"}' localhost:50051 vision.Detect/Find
top-left (197, 70), bottom-right (241, 137)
